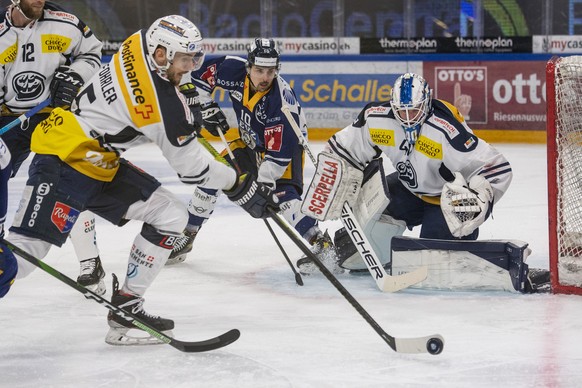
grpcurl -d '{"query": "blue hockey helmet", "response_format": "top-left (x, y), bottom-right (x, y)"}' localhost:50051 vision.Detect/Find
top-left (390, 73), bottom-right (432, 145)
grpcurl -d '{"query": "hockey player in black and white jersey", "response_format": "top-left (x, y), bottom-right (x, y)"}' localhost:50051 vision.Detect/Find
top-left (302, 72), bottom-right (549, 292)
top-left (0, 0), bottom-right (107, 294)
top-left (4, 15), bottom-right (278, 344)
top-left (167, 38), bottom-right (339, 272)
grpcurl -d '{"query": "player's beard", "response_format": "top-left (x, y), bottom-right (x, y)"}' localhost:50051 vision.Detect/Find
top-left (165, 66), bottom-right (183, 86)
top-left (19, 1), bottom-right (44, 20)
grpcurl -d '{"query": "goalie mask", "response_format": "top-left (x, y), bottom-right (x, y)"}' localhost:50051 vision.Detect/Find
top-left (390, 73), bottom-right (432, 145)
top-left (247, 38), bottom-right (281, 71)
top-left (146, 15), bottom-right (205, 75)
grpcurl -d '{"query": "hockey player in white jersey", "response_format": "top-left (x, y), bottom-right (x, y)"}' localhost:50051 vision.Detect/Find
top-left (0, 0), bottom-right (106, 294)
top-left (303, 72), bottom-right (549, 292)
top-left (4, 15), bottom-right (278, 344)
top-left (168, 38), bottom-right (338, 272)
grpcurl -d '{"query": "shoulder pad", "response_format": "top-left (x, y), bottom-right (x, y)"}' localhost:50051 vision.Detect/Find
top-left (43, 5), bottom-right (80, 26)
top-left (429, 100), bottom-right (479, 152)
top-left (353, 101), bottom-right (391, 127)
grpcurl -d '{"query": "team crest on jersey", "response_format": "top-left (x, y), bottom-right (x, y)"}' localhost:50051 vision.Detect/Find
top-left (51, 202), bottom-right (80, 233)
top-left (369, 128), bottom-right (395, 146)
top-left (201, 64), bottom-right (217, 87)
top-left (12, 71), bottom-right (46, 101)
top-left (265, 124), bottom-right (283, 152)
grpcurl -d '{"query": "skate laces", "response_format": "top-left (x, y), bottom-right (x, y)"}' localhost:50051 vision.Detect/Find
top-left (172, 231), bottom-right (196, 252)
top-left (79, 258), bottom-right (97, 276)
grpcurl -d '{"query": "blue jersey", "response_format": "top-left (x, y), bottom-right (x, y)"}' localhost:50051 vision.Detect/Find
top-left (191, 56), bottom-right (307, 192)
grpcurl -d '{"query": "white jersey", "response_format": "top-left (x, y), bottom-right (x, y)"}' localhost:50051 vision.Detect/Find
top-left (328, 99), bottom-right (512, 203)
top-left (0, 2), bottom-right (102, 113)
top-left (30, 29), bottom-right (236, 191)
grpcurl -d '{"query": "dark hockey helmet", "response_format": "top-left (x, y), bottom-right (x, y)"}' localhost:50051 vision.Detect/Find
top-left (247, 38), bottom-right (280, 70)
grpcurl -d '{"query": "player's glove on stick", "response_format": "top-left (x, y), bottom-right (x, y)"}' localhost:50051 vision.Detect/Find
top-left (201, 101), bottom-right (230, 137)
top-left (49, 67), bottom-right (84, 108)
top-left (441, 172), bottom-right (493, 237)
top-left (225, 173), bottom-right (279, 218)
top-left (179, 83), bottom-right (202, 126)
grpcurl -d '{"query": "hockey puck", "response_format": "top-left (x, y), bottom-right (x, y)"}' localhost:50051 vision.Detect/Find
top-left (426, 337), bottom-right (444, 355)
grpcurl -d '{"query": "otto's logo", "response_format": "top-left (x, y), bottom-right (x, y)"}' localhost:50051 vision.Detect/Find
top-left (264, 124), bottom-right (283, 152)
top-left (12, 71), bottom-right (46, 101)
top-left (51, 202), bottom-right (80, 233)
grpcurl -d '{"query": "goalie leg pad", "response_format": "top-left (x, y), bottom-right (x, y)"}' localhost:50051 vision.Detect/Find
top-left (390, 236), bottom-right (530, 292)
top-left (301, 152), bottom-right (363, 221)
top-left (335, 214), bottom-right (405, 271)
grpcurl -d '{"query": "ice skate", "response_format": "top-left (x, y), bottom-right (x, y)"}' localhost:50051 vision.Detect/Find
top-left (297, 231), bottom-right (344, 276)
top-left (77, 257), bottom-right (106, 296)
top-left (165, 230), bottom-right (197, 265)
top-left (524, 268), bottom-right (551, 293)
top-left (105, 274), bottom-right (174, 346)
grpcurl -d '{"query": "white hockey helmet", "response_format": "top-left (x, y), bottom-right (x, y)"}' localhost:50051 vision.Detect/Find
top-left (390, 73), bottom-right (432, 145)
top-left (145, 15), bottom-right (205, 71)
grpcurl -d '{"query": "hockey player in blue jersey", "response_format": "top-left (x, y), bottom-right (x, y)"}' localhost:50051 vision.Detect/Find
top-left (168, 38), bottom-right (339, 274)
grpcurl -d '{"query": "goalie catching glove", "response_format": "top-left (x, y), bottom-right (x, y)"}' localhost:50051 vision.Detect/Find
top-left (50, 66), bottom-right (84, 108)
top-left (201, 101), bottom-right (230, 136)
top-left (440, 172), bottom-right (493, 238)
top-left (225, 174), bottom-right (279, 218)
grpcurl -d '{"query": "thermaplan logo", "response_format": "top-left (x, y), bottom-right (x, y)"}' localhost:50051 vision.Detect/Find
top-left (454, 37), bottom-right (514, 50)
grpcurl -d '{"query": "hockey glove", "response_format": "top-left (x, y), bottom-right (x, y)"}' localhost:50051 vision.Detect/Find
top-left (0, 241), bottom-right (18, 298)
top-left (50, 67), bottom-right (84, 108)
top-left (179, 83), bottom-right (202, 125)
top-left (201, 101), bottom-right (230, 137)
top-left (441, 172), bottom-right (493, 237)
top-left (224, 173), bottom-right (279, 218)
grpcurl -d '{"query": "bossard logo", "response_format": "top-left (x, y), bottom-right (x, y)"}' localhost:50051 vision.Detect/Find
top-left (369, 128), bottom-right (395, 147)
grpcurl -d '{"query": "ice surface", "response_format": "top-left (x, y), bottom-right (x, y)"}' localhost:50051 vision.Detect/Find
top-left (2, 142), bottom-right (582, 388)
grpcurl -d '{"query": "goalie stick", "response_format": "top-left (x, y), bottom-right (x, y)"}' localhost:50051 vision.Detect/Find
top-left (2, 238), bottom-right (240, 353)
top-left (268, 210), bottom-right (444, 355)
top-left (280, 105), bottom-right (428, 292)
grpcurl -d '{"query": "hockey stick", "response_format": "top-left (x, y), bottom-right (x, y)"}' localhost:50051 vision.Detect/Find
top-left (198, 136), bottom-right (304, 286)
top-left (280, 105), bottom-right (427, 292)
top-left (0, 98), bottom-right (51, 136)
top-left (1, 238), bottom-right (240, 352)
top-left (267, 210), bottom-right (444, 354)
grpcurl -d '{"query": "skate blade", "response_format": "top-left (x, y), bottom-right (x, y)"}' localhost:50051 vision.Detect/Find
top-left (165, 255), bottom-right (187, 266)
top-left (105, 326), bottom-right (174, 346)
top-left (86, 279), bottom-right (106, 296)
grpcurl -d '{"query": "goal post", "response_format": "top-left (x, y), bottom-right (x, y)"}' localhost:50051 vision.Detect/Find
top-left (546, 55), bottom-right (582, 295)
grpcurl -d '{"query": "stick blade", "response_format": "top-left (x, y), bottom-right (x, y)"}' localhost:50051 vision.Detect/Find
top-left (380, 266), bottom-right (428, 292)
top-left (394, 334), bottom-right (445, 355)
top-left (172, 329), bottom-right (241, 353)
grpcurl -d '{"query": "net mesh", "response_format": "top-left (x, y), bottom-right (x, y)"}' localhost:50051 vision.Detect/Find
top-left (553, 56), bottom-right (582, 287)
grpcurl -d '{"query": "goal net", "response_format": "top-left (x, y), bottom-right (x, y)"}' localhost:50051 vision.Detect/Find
top-left (546, 55), bottom-right (582, 295)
